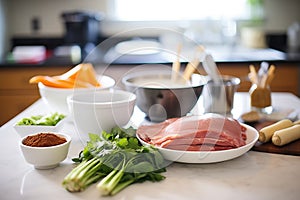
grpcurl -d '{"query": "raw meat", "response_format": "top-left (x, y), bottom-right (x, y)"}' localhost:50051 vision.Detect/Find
top-left (137, 113), bottom-right (247, 151)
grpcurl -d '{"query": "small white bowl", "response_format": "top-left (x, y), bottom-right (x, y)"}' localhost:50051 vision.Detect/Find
top-left (20, 132), bottom-right (71, 169)
top-left (67, 90), bottom-right (136, 142)
top-left (13, 117), bottom-right (66, 138)
top-left (38, 75), bottom-right (115, 114)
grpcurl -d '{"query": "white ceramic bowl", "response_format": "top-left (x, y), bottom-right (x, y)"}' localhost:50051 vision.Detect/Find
top-left (67, 90), bottom-right (136, 142)
top-left (38, 75), bottom-right (115, 114)
top-left (13, 117), bottom-right (66, 138)
top-left (20, 132), bottom-right (71, 169)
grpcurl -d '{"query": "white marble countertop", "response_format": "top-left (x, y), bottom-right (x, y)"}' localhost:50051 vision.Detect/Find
top-left (1, 92), bottom-right (300, 200)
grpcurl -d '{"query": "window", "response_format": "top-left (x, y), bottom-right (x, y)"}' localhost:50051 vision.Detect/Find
top-left (114, 0), bottom-right (249, 21)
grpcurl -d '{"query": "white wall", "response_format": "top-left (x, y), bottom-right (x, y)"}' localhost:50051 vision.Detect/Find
top-left (6, 0), bottom-right (300, 37)
top-left (264, 0), bottom-right (300, 32)
top-left (7, 0), bottom-right (108, 36)
top-left (2, 0), bottom-right (300, 54)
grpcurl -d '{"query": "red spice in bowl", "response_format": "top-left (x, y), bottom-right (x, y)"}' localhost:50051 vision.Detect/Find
top-left (22, 132), bottom-right (67, 147)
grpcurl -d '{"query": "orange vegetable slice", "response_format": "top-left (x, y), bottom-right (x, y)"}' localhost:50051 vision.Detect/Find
top-left (29, 76), bottom-right (75, 88)
top-left (29, 63), bottom-right (101, 88)
top-left (59, 64), bottom-right (83, 80)
top-left (68, 63), bottom-right (100, 87)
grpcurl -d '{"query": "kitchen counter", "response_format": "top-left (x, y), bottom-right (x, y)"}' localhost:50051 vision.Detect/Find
top-left (82, 43), bottom-right (300, 65)
top-left (0, 56), bottom-right (79, 68)
top-left (1, 52), bottom-right (298, 69)
top-left (1, 92), bottom-right (300, 200)
top-left (2, 36), bottom-right (300, 67)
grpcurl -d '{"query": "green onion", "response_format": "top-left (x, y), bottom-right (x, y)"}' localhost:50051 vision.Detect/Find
top-left (16, 112), bottom-right (65, 126)
top-left (62, 127), bottom-right (166, 196)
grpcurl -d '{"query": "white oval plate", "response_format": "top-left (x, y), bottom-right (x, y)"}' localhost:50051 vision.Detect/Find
top-left (137, 123), bottom-right (259, 163)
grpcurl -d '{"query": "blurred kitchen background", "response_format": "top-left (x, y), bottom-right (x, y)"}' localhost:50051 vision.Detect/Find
top-left (0, 0), bottom-right (300, 63)
top-left (1, 0), bottom-right (300, 125)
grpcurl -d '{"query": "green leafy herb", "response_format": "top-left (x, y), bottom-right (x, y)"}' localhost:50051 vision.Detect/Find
top-left (62, 127), bottom-right (166, 196)
top-left (16, 112), bottom-right (65, 126)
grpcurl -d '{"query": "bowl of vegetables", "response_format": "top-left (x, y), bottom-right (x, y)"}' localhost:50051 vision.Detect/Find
top-left (29, 63), bottom-right (115, 114)
top-left (13, 113), bottom-right (66, 137)
top-left (38, 75), bottom-right (115, 114)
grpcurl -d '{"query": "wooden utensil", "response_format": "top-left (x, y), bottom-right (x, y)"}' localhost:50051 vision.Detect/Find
top-left (182, 59), bottom-right (199, 81)
top-left (171, 44), bottom-right (182, 82)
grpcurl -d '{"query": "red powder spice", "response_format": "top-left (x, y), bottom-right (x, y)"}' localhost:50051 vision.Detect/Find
top-left (23, 133), bottom-right (67, 147)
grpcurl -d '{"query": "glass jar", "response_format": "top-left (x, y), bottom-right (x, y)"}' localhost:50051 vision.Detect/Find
top-left (249, 83), bottom-right (273, 114)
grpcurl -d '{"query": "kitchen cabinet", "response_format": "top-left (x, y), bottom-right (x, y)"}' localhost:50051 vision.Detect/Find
top-left (197, 62), bottom-right (300, 95)
top-left (0, 66), bottom-right (72, 125)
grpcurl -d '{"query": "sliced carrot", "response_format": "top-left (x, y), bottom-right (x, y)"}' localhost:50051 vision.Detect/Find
top-left (80, 63), bottom-right (101, 87)
top-left (29, 63), bottom-right (101, 88)
top-left (57, 76), bottom-right (93, 88)
top-left (72, 79), bottom-right (96, 88)
top-left (59, 64), bottom-right (83, 80)
top-left (29, 76), bottom-right (74, 88)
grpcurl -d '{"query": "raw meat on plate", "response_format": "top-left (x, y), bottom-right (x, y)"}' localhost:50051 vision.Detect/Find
top-left (137, 114), bottom-right (247, 151)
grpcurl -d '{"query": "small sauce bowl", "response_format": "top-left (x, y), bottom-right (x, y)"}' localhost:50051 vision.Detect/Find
top-left (19, 132), bottom-right (71, 169)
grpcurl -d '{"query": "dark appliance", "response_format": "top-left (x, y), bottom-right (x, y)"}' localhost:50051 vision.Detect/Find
top-left (61, 11), bottom-right (103, 59)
